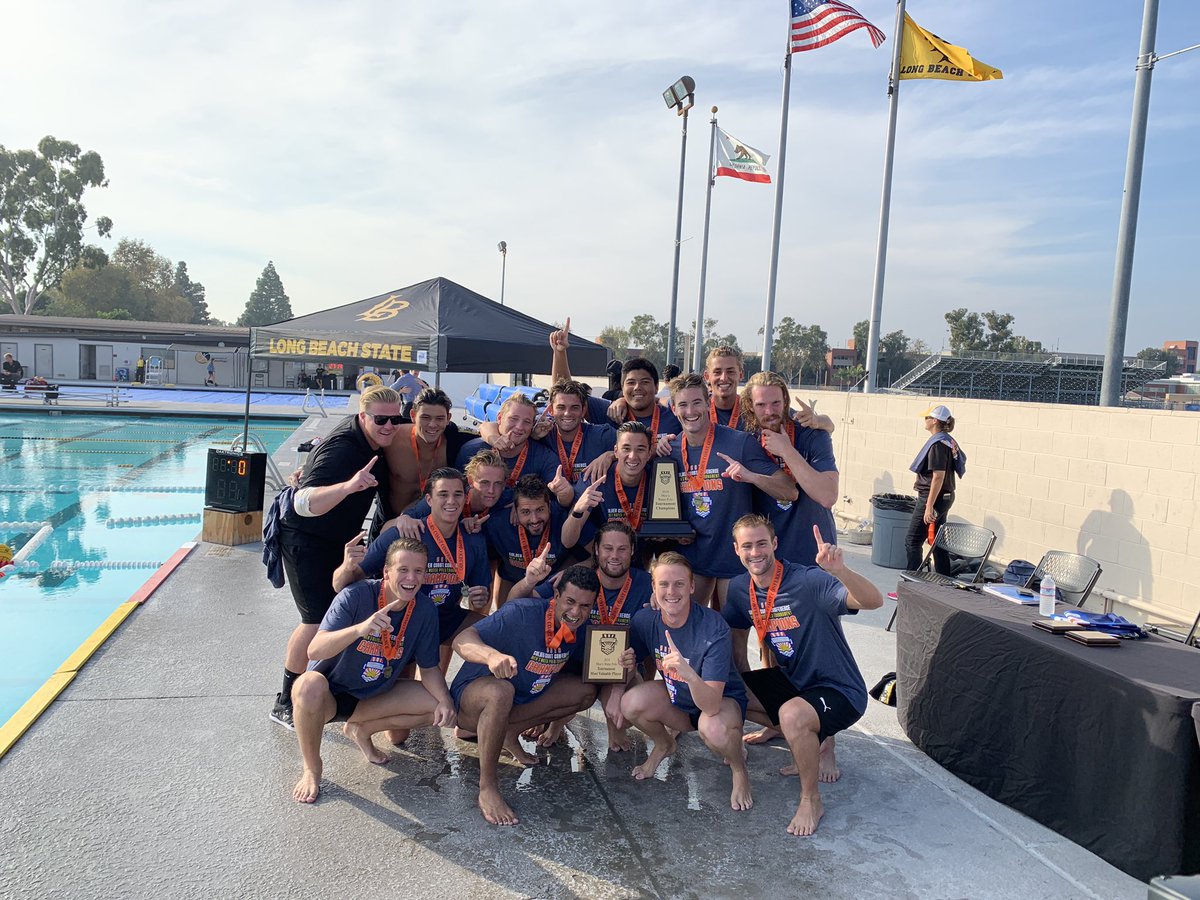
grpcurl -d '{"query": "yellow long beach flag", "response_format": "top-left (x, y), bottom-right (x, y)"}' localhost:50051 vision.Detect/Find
top-left (898, 12), bottom-right (1003, 82)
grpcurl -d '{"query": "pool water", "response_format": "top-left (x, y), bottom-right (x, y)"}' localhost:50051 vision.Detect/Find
top-left (0, 412), bottom-right (297, 728)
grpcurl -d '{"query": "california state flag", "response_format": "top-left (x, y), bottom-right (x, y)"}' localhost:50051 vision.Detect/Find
top-left (715, 129), bottom-right (772, 183)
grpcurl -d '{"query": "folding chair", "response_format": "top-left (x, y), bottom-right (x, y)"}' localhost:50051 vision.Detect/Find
top-left (1147, 607), bottom-right (1200, 648)
top-left (887, 523), bottom-right (996, 631)
top-left (1022, 550), bottom-right (1101, 609)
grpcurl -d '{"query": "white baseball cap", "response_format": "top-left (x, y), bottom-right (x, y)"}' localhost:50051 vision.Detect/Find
top-left (922, 404), bottom-right (952, 422)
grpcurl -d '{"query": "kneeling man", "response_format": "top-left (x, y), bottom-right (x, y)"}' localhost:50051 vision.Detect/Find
top-left (291, 538), bottom-right (456, 803)
top-left (451, 566), bottom-right (613, 826)
top-left (617, 552), bottom-right (752, 812)
top-left (724, 516), bottom-right (882, 835)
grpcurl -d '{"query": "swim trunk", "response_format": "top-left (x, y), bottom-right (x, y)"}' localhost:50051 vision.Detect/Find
top-left (741, 668), bottom-right (861, 742)
top-left (329, 691), bottom-right (360, 723)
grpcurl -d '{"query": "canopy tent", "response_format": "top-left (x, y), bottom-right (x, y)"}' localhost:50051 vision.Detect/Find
top-left (248, 277), bottom-right (610, 375)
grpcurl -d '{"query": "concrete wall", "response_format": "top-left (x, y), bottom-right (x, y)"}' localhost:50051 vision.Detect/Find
top-left (829, 393), bottom-right (1199, 628)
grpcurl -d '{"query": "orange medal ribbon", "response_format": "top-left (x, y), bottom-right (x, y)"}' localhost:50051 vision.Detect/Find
top-left (505, 443), bottom-right (529, 487)
top-left (709, 396), bottom-right (739, 429)
top-left (556, 429), bottom-right (582, 482)
top-left (595, 574), bottom-right (632, 626)
top-left (517, 525), bottom-right (550, 570)
top-left (614, 471), bottom-right (647, 530)
top-left (682, 425), bottom-right (716, 493)
top-left (760, 419), bottom-right (796, 479)
top-left (748, 560), bottom-right (784, 644)
top-left (424, 517), bottom-right (466, 585)
top-left (377, 584), bottom-right (418, 661)
top-left (410, 428), bottom-right (443, 493)
top-left (628, 404), bottom-right (660, 442)
top-left (544, 598), bottom-right (576, 649)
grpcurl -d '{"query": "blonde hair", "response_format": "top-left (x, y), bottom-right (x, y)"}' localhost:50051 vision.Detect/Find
top-left (652, 551), bottom-right (693, 576)
top-left (705, 345), bottom-right (744, 370)
top-left (498, 392), bottom-right (538, 420)
top-left (465, 448), bottom-right (508, 480)
top-left (667, 372), bottom-right (708, 402)
top-left (360, 384), bottom-right (401, 409)
top-left (738, 371), bottom-right (792, 431)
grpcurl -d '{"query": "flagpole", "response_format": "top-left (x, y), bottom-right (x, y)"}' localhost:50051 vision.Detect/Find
top-left (693, 108), bottom-right (719, 374)
top-left (864, 0), bottom-right (906, 393)
top-left (762, 15), bottom-right (794, 373)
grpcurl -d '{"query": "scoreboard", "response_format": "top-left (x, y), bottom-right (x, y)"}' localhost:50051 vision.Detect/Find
top-left (205, 450), bottom-right (267, 513)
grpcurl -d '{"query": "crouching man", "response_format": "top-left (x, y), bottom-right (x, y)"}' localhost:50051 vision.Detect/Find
top-left (291, 539), bottom-right (455, 803)
top-left (450, 566), bottom-right (617, 826)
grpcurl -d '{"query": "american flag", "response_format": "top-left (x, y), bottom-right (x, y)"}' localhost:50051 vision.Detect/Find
top-left (790, 0), bottom-right (886, 53)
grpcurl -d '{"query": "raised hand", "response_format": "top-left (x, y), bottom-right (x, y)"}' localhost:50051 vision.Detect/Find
top-left (716, 451), bottom-right (747, 482)
top-left (549, 316), bottom-right (571, 353)
top-left (526, 543), bottom-right (553, 584)
top-left (346, 457), bottom-right (379, 493)
top-left (531, 417), bottom-right (554, 441)
top-left (489, 653), bottom-right (519, 679)
top-left (343, 531), bottom-right (367, 568)
top-left (662, 630), bottom-right (694, 681)
top-left (360, 597), bottom-right (404, 638)
top-left (582, 451), bottom-right (615, 484)
top-left (607, 396), bottom-right (629, 424)
top-left (655, 433), bottom-right (675, 458)
top-left (462, 512), bottom-right (489, 534)
top-left (548, 464), bottom-right (570, 495)
top-left (793, 398), bottom-right (817, 428)
top-left (388, 514), bottom-right (425, 539)
top-left (491, 432), bottom-right (516, 453)
top-left (573, 475), bottom-right (605, 516)
top-left (813, 524), bottom-right (844, 574)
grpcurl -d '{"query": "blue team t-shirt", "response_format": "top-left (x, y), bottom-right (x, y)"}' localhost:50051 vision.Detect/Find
top-left (484, 502), bottom-right (584, 583)
top-left (455, 437), bottom-right (560, 507)
top-left (710, 402), bottom-right (748, 431)
top-left (668, 425), bottom-right (780, 578)
top-left (629, 603), bottom-right (747, 717)
top-left (537, 421), bottom-right (617, 483)
top-left (572, 463), bottom-right (652, 566)
top-left (450, 597), bottom-right (588, 706)
top-left (723, 561), bottom-right (867, 714)
top-left (591, 398), bottom-right (682, 442)
top-left (361, 522), bottom-right (490, 642)
top-left (309, 580), bottom-right (440, 699)
top-left (754, 426), bottom-right (838, 567)
top-left (532, 567), bottom-right (653, 626)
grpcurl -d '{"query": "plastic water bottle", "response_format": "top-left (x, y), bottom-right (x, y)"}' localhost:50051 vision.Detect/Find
top-left (1039, 574), bottom-right (1056, 617)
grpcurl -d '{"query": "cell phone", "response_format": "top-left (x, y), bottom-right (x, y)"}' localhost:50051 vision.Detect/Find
top-left (1017, 588), bottom-right (1035, 597)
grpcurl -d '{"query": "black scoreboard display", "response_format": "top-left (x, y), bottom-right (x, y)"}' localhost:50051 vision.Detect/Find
top-left (205, 449), bottom-right (267, 513)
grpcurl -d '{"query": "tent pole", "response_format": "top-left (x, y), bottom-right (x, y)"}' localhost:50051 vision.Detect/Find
top-left (242, 328), bottom-right (253, 451)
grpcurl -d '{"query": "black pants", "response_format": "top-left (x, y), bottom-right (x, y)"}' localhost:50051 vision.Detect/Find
top-left (905, 491), bottom-right (954, 572)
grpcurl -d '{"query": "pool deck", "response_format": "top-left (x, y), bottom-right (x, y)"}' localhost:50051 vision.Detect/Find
top-left (0, 413), bottom-right (1148, 899)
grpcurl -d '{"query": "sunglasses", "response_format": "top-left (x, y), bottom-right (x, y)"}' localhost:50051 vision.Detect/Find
top-left (369, 414), bottom-right (405, 426)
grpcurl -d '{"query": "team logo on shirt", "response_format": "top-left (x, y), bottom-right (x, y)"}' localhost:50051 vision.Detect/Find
top-left (361, 656), bottom-right (386, 682)
top-left (428, 585), bottom-right (451, 606)
top-left (691, 493), bottom-right (712, 518)
top-left (529, 674), bottom-right (552, 695)
top-left (775, 499), bottom-right (793, 511)
top-left (770, 634), bottom-right (796, 658)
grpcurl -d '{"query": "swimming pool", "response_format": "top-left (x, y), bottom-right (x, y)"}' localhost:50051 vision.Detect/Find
top-left (0, 412), bottom-right (298, 731)
top-left (2, 385), bottom-right (349, 408)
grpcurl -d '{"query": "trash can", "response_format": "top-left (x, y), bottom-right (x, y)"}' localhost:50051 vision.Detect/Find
top-left (870, 493), bottom-right (916, 569)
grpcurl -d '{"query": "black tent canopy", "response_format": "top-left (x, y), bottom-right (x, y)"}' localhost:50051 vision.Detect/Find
top-left (249, 277), bottom-right (610, 375)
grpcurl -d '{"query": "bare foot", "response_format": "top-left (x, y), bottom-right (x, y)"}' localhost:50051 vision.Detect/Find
top-left (787, 796), bottom-right (824, 836)
top-left (818, 742), bottom-right (841, 783)
top-left (607, 721), bottom-right (632, 753)
top-left (743, 726), bottom-right (782, 745)
top-left (730, 767), bottom-right (754, 812)
top-left (536, 720), bottom-right (566, 748)
top-left (521, 723), bottom-right (547, 741)
top-left (386, 728), bottom-right (411, 747)
top-left (502, 738), bottom-right (540, 767)
top-left (478, 785), bottom-right (519, 826)
top-left (292, 768), bottom-right (321, 803)
top-left (343, 722), bottom-right (388, 764)
top-left (632, 735), bottom-right (676, 780)
top-left (454, 727), bottom-right (478, 742)
top-left (779, 762), bottom-right (798, 777)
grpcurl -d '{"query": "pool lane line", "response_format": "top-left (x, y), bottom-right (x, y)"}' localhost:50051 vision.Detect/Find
top-left (0, 541), bottom-right (198, 761)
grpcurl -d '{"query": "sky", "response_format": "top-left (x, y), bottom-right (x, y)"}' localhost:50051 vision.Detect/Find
top-left (4, 0), bottom-right (1199, 356)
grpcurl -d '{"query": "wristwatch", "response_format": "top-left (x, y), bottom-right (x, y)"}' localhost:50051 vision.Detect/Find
top-left (570, 510), bottom-right (586, 519)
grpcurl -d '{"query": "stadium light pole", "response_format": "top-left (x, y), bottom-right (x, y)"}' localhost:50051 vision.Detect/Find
top-left (498, 241), bottom-right (508, 306)
top-left (663, 76), bottom-right (695, 370)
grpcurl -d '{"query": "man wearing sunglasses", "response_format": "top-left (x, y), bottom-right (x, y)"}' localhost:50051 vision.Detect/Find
top-left (273, 384), bottom-right (403, 730)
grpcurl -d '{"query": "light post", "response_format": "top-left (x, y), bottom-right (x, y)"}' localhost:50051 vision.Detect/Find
top-left (662, 75), bottom-right (695, 369)
top-left (498, 241), bottom-right (508, 306)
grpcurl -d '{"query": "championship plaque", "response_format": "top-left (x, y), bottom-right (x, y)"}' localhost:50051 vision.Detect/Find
top-left (583, 625), bottom-right (631, 684)
top-left (639, 457), bottom-right (695, 539)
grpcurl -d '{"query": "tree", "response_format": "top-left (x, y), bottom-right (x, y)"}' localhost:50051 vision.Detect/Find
top-left (596, 325), bottom-right (630, 355)
top-left (1137, 347), bottom-right (1180, 376)
top-left (764, 317), bottom-right (828, 385)
top-left (109, 238), bottom-right (191, 322)
top-left (0, 136), bottom-right (113, 314)
top-left (982, 311), bottom-right (1015, 352)
top-left (48, 265), bottom-right (139, 319)
top-left (852, 319), bottom-right (870, 364)
top-left (945, 308), bottom-right (986, 353)
top-left (238, 261), bottom-right (293, 326)
top-left (626, 314), bottom-right (668, 370)
top-left (174, 261), bottom-right (209, 324)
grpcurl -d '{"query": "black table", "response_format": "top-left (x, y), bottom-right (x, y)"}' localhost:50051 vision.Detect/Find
top-left (896, 582), bottom-right (1200, 882)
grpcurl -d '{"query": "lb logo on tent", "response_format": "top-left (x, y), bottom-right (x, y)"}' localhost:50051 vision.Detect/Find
top-left (357, 294), bottom-right (411, 322)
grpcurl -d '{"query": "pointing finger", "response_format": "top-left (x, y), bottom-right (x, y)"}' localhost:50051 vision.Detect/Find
top-left (665, 630), bottom-right (679, 653)
top-left (383, 597), bottom-right (405, 611)
top-left (360, 456), bottom-right (379, 474)
top-left (346, 531), bottom-right (367, 548)
top-left (813, 524), bottom-right (823, 545)
top-left (565, 316), bottom-right (571, 333)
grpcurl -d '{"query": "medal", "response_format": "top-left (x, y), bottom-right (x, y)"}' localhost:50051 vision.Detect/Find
top-left (459, 583), bottom-right (473, 610)
top-left (505, 443), bottom-right (530, 486)
top-left (383, 665), bottom-right (393, 679)
top-left (425, 516), bottom-right (467, 586)
top-left (410, 428), bottom-right (443, 493)
top-left (595, 574), bottom-right (632, 626)
top-left (682, 425), bottom-right (715, 493)
top-left (614, 469), bottom-right (647, 530)
top-left (376, 583), bottom-right (417, 664)
top-left (544, 598), bottom-right (576, 650)
top-left (517, 525), bottom-right (550, 569)
top-left (709, 396), bottom-right (739, 429)
top-left (556, 429), bottom-right (582, 483)
top-left (749, 560), bottom-right (784, 643)
top-left (629, 404), bottom-right (660, 442)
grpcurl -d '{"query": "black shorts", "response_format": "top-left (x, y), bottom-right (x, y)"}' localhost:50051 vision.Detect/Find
top-left (330, 691), bottom-right (359, 723)
top-left (280, 534), bottom-right (345, 625)
top-left (683, 695), bottom-right (748, 731)
top-left (742, 669), bottom-right (861, 742)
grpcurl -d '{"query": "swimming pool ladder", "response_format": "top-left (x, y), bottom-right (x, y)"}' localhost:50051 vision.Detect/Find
top-left (230, 433), bottom-right (287, 492)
